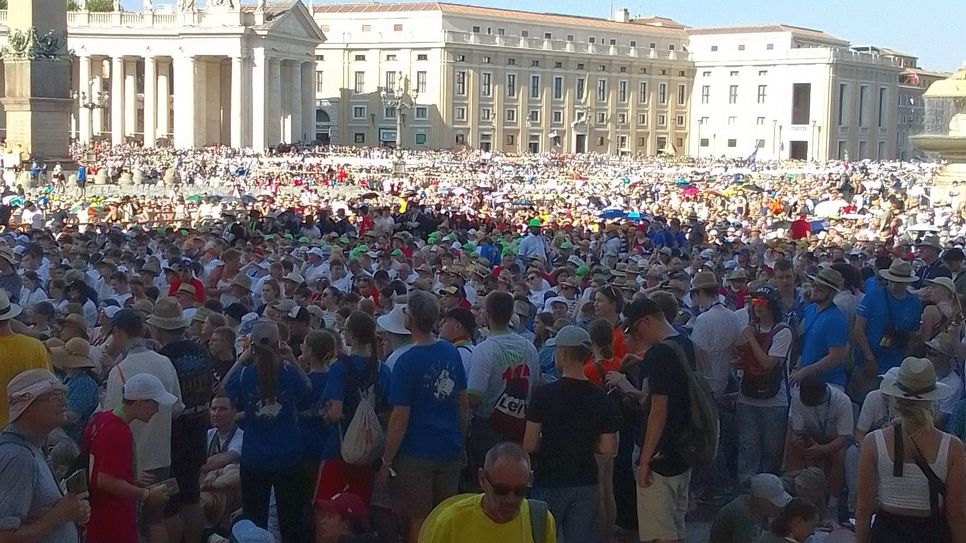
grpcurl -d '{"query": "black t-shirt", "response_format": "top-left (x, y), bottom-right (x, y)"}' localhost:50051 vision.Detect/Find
top-left (160, 339), bottom-right (214, 420)
top-left (639, 333), bottom-right (694, 477)
top-left (526, 377), bottom-right (622, 488)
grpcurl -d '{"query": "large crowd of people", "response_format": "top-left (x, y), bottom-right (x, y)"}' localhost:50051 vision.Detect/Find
top-left (1, 142), bottom-right (966, 543)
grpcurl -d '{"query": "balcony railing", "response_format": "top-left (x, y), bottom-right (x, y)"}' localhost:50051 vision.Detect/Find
top-left (445, 31), bottom-right (688, 61)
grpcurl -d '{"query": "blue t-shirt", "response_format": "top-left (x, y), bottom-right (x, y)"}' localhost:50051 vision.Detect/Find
top-left (224, 363), bottom-right (311, 469)
top-left (389, 341), bottom-right (467, 462)
top-left (320, 355), bottom-right (392, 460)
top-left (299, 371), bottom-right (333, 462)
top-left (63, 372), bottom-right (99, 443)
top-left (856, 287), bottom-right (922, 373)
top-left (800, 303), bottom-right (849, 386)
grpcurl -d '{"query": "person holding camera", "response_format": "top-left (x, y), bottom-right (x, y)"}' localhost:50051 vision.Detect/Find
top-left (854, 260), bottom-right (921, 398)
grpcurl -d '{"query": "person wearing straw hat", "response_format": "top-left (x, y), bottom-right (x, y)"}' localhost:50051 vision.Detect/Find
top-left (914, 234), bottom-right (952, 289)
top-left (855, 357), bottom-right (966, 543)
top-left (0, 290), bottom-right (51, 427)
top-left (0, 369), bottom-right (89, 543)
top-left (50, 338), bottom-right (99, 443)
top-left (917, 277), bottom-right (962, 345)
top-left (854, 260), bottom-right (922, 388)
top-left (792, 268), bottom-right (849, 389)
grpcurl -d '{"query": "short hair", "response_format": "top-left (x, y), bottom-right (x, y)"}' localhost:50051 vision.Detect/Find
top-left (770, 498), bottom-right (817, 537)
top-left (443, 308), bottom-right (476, 335)
top-left (773, 259), bottom-right (794, 273)
top-left (485, 291), bottom-right (515, 327)
top-left (799, 374), bottom-right (827, 407)
top-left (30, 301), bottom-right (55, 320)
top-left (483, 442), bottom-right (531, 474)
top-left (407, 290), bottom-right (440, 334)
top-left (114, 309), bottom-right (145, 337)
top-left (648, 291), bottom-right (680, 324)
top-left (212, 326), bottom-right (236, 345)
top-left (943, 248), bottom-right (965, 263)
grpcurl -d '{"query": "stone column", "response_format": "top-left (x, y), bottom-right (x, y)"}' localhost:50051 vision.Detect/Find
top-left (78, 55), bottom-right (92, 143)
top-left (251, 48), bottom-right (267, 151)
top-left (157, 59), bottom-right (170, 140)
top-left (124, 58), bottom-right (137, 138)
top-left (231, 55), bottom-right (245, 148)
top-left (173, 55), bottom-right (196, 148)
top-left (290, 61), bottom-right (302, 144)
top-left (267, 57), bottom-right (281, 147)
top-left (301, 62), bottom-right (315, 143)
top-left (279, 61), bottom-right (292, 143)
top-left (111, 56), bottom-right (125, 144)
top-left (143, 56), bottom-right (157, 147)
top-left (91, 74), bottom-right (103, 136)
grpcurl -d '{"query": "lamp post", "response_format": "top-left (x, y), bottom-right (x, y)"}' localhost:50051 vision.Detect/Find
top-left (72, 79), bottom-right (110, 144)
top-left (380, 71), bottom-right (418, 149)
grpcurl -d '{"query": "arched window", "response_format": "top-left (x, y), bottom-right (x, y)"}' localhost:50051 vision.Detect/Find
top-left (315, 110), bottom-right (331, 123)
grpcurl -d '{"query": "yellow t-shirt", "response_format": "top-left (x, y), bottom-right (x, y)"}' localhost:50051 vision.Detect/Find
top-left (418, 493), bottom-right (556, 543)
top-left (0, 333), bottom-right (52, 426)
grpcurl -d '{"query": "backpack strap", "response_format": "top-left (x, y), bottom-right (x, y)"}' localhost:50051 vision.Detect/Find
top-left (528, 499), bottom-right (548, 543)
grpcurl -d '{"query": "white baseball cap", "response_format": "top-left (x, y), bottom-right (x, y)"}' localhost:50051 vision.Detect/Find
top-left (122, 373), bottom-right (178, 406)
top-left (750, 473), bottom-right (792, 508)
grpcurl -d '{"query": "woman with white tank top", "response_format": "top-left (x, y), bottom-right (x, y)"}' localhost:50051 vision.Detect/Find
top-left (855, 356), bottom-right (966, 543)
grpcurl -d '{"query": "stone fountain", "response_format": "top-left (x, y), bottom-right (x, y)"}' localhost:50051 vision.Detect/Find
top-left (911, 68), bottom-right (966, 203)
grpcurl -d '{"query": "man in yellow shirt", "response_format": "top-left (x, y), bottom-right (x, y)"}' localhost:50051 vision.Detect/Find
top-left (0, 291), bottom-right (51, 426)
top-left (418, 442), bottom-right (556, 543)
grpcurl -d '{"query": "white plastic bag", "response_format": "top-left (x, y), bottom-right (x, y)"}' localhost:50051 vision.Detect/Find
top-left (340, 385), bottom-right (385, 466)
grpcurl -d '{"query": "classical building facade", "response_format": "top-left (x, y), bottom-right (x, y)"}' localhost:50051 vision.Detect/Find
top-left (310, 4), bottom-right (694, 154)
top-left (687, 26), bottom-right (903, 161)
top-left (0, 2), bottom-right (324, 150)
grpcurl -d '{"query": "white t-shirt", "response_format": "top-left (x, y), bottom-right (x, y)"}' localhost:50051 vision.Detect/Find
top-left (790, 385), bottom-right (855, 444)
top-left (737, 325), bottom-right (793, 408)
top-left (857, 389), bottom-right (895, 435)
top-left (467, 331), bottom-right (539, 419)
top-left (691, 304), bottom-right (741, 397)
top-left (384, 344), bottom-right (415, 371)
top-left (103, 349), bottom-right (185, 470)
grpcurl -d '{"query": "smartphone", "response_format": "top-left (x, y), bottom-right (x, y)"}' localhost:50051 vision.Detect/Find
top-left (64, 469), bottom-right (88, 495)
top-left (157, 477), bottom-right (180, 495)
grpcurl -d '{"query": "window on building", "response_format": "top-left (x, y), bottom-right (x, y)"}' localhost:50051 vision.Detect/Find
top-left (315, 71), bottom-right (324, 93)
top-left (456, 133), bottom-right (466, 145)
top-left (758, 70), bottom-right (768, 76)
top-left (649, 42), bottom-right (656, 49)
top-left (757, 84), bottom-right (767, 104)
top-left (619, 66), bottom-right (627, 73)
top-left (354, 132), bottom-right (365, 143)
top-left (727, 116), bottom-right (736, 125)
top-left (507, 58), bottom-right (516, 66)
top-left (658, 114), bottom-right (667, 126)
top-left (596, 112), bottom-right (606, 124)
top-left (630, 40), bottom-right (637, 47)
top-left (454, 107), bottom-right (466, 121)
top-left (506, 109), bottom-right (516, 121)
top-left (738, 44), bottom-right (745, 51)
top-left (497, 28), bottom-right (505, 35)
top-left (639, 81), bottom-right (648, 104)
top-left (597, 136), bottom-right (605, 146)
top-left (386, 54), bottom-right (397, 61)
top-left (837, 140), bottom-right (847, 159)
top-left (455, 55), bottom-right (465, 62)
top-left (589, 37), bottom-right (596, 44)
top-left (639, 137), bottom-right (646, 147)
top-left (554, 61), bottom-right (563, 69)
top-left (553, 77), bottom-right (563, 100)
top-left (416, 71), bottom-right (427, 94)
top-left (552, 110), bottom-right (563, 123)
top-left (609, 38), bottom-right (617, 46)
top-left (728, 85), bottom-right (738, 104)
top-left (727, 138), bottom-right (737, 147)
top-left (598, 64), bottom-right (607, 72)
top-left (657, 135), bottom-right (666, 149)
top-left (481, 73), bottom-right (492, 96)
top-left (638, 113), bottom-right (647, 125)
top-left (455, 71), bottom-right (466, 96)
top-left (481, 107), bottom-right (491, 121)
top-left (415, 133), bottom-right (427, 145)
top-left (353, 106), bottom-right (366, 119)
top-left (766, 43), bottom-right (774, 50)
top-left (858, 85), bottom-right (868, 127)
top-left (756, 138), bottom-right (765, 148)
top-left (576, 78), bottom-right (586, 100)
top-left (385, 71), bottom-right (397, 91)
top-left (482, 56), bottom-right (491, 64)
top-left (675, 137), bottom-right (683, 148)
top-left (530, 75), bottom-right (540, 99)
top-left (677, 84), bottom-right (686, 105)
top-left (669, 44), bottom-right (675, 51)
top-left (659, 83), bottom-right (667, 104)
top-left (640, 68), bottom-right (647, 74)
top-left (661, 69), bottom-right (667, 75)
top-left (597, 79), bottom-right (607, 102)
top-left (577, 63), bottom-right (585, 70)
top-left (393, 23), bottom-right (403, 31)
top-left (354, 71), bottom-right (365, 93)
top-left (618, 80), bottom-right (628, 102)
top-left (417, 53), bottom-right (428, 61)
top-left (711, 45), bottom-right (718, 51)
top-left (385, 107), bottom-right (396, 119)
top-left (355, 54), bottom-right (366, 61)
top-left (472, 26), bottom-right (480, 33)
top-left (506, 134), bottom-right (515, 145)
top-left (701, 85), bottom-right (710, 104)
top-left (618, 112), bottom-right (627, 124)
top-left (730, 70), bottom-right (738, 77)
top-left (531, 60), bottom-right (540, 67)
top-left (756, 116), bottom-right (765, 125)
top-left (792, 83), bottom-right (812, 125)
top-left (415, 106), bottom-right (428, 120)
top-left (878, 87), bottom-right (887, 127)
top-left (677, 115), bottom-right (685, 126)
top-left (315, 54), bottom-right (325, 61)
top-left (544, 32), bottom-right (552, 39)
top-left (567, 35), bottom-right (574, 41)
top-left (506, 74), bottom-right (516, 97)
top-left (361, 24), bottom-right (371, 32)
top-left (529, 110), bottom-right (540, 122)
top-left (618, 135), bottom-right (628, 149)
top-left (838, 83), bottom-right (848, 126)
top-left (521, 30), bottom-right (529, 37)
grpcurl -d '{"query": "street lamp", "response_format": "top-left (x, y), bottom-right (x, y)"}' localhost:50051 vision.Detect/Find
top-left (380, 71), bottom-right (418, 149)
top-left (73, 78), bottom-right (109, 143)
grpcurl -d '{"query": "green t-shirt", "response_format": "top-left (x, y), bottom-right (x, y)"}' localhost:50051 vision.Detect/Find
top-left (709, 495), bottom-right (768, 543)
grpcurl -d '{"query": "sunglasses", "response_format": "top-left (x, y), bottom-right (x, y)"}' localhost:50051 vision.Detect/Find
top-left (483, 472), bottom-right (530, 497)
top-left (750, 297), bottom-right (770, 306)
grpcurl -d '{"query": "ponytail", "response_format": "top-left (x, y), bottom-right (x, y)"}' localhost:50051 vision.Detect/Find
top-left (345, 311), bottom-right (379, 382)
top-left (252, 342), bottom-right (281, 402)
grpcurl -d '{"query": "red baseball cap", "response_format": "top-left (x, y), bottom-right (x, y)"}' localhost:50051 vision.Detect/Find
top-left (315, 493), bottom-right (367, 522)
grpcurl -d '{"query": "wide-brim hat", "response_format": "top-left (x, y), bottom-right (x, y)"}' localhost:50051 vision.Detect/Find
top-left (58, 313), bottom-right (90, 340)
top-left (0, 247), bottom-right (15, 265)
top-left (879, 357), bottom-right (952, 401)
top-left (807, 268), bottom-right (844, 292)
top-left (927, 277), bottom-right (956, 296)
top-left (7, 369), bottom-right (67, 423)
top-left (879, 259), bottom-right (917, 283)
top-left (50, 338), bottom-right (95, 369)
top-left (916, 234), bottom-right (942, 250)
top-left (0, 291), bottom-right (22, 321)
top-left (376, 301), bottom-right (410, 335)
top-left (147, 296), bottom-right (189, 330)
top-left (231, 273), bottom-right (253, 290)
top-left (690, 271), bottom-right (719, 291)
top-left (925, 332), bottom-right (964, 359)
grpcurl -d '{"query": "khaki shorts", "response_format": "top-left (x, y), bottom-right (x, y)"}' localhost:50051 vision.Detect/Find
top-left (636, 469), bottom-right (691, 542)
top-left (389, 455), bottom-right (460, 519)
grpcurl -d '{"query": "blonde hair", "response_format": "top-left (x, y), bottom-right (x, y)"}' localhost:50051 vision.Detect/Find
top-left (896, 397), bottom-right (936, 437)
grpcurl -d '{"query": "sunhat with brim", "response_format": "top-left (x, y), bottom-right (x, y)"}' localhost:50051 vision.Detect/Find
top-left (807, 268), bottom-right (844, 292)
top-left (916, 234), bottom-right (942, 249)
top-left (376, 301), bottom-right (410, 335)
top-left (926, 332), bottom-right (964, 359)
top-left (0, 247), bottom-right (15, 265)
top-left (191, 307), bottom-right (213, 324)
top-left (879, 260), bottom-right (917, 283)
top-left (690, 271), bottom-right (719, 292)
top-left (122, 372), bottom-right (178, 406)
top-left (147, 297), bottom-right (189, 330)
top-left (231, 274), bottom-right (252, 290)
top-left (59, 314), bottom-right (90, 340)
top-left (927, 277), bottom-right (956, 296)
top-left (0, 291), bottom-right (22, 321)
top-left (284, 272), bottom-right (306, 285)
top-left (7, 369), bottom-right (67, 422)
top-left (50, 338), bottom-right (95, 370)
top-left (879, 356), bottom-right (952, 402)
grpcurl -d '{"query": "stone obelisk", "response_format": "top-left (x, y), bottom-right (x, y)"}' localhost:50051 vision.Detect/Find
top-left (1, 0), bottom-right (73, 165)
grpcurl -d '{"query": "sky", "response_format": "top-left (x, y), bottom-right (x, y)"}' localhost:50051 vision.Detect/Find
top-left (125, 0), bottom-right (965, 71)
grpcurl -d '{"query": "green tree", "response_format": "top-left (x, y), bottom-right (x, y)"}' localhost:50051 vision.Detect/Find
top-left (66, 0), bottom-right (81, 10)
top-left (0, 0), bottom-right (7, 9)
top-left (83, 0), bottom-right (115, 11)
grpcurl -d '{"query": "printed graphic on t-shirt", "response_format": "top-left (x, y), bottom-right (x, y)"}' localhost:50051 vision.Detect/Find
top-left (489, 362), bottom-right (531, 441)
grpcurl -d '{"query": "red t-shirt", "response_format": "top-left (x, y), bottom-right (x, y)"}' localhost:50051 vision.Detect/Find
top-left (82, 411), bottom-right (138, 543)
top-left (791, 218), bottom-right (810, 240)
top-left (167, 277), bottom-right (205, 302)
top-left (584, 356), bottom-right (622, 386)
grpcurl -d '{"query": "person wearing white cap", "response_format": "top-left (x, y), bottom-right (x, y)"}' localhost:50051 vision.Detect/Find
top-left (708, 473), bottom-right (791, 543)
top-left (84, 372), bottom-right (175, 543)
top-left (302, 247), bottom-right (330, 285)
top-left (855, 356), bottom-right (966, 543)
top-left (0, 369), bottom-right (89, 543)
